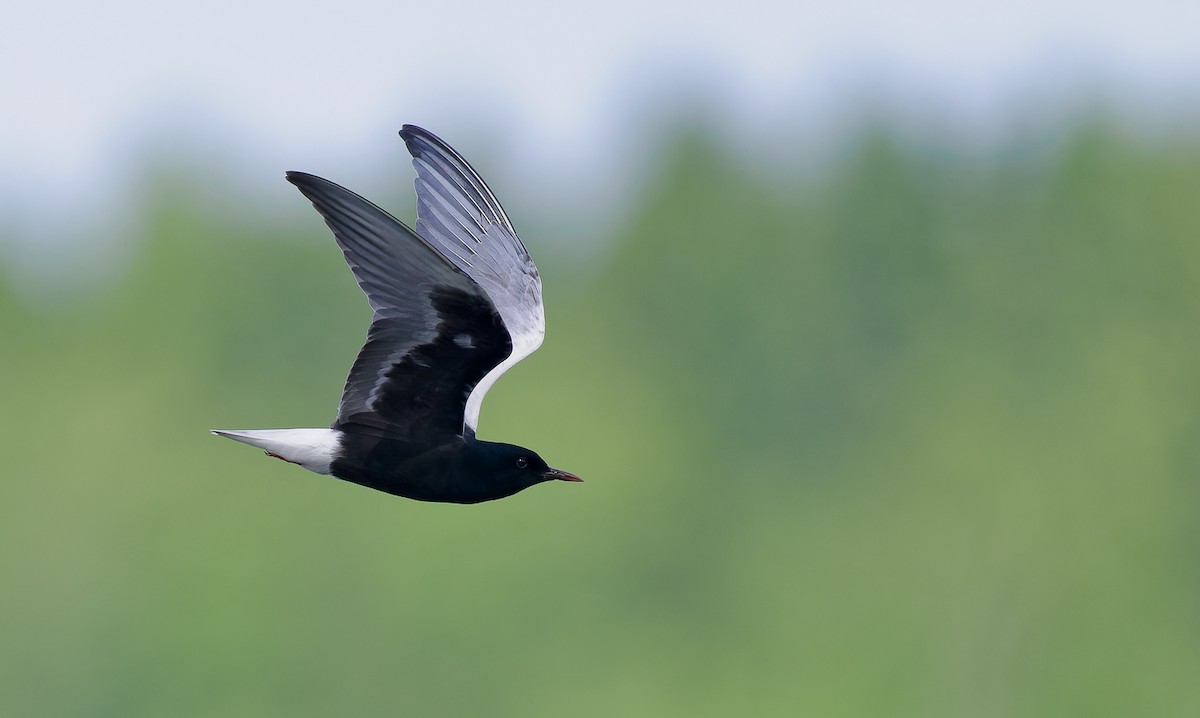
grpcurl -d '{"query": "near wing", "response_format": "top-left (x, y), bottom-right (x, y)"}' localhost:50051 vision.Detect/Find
top-left (287, 171), bottom-right (512, 439)
top-left (399, 125), bottom-right (546, 433)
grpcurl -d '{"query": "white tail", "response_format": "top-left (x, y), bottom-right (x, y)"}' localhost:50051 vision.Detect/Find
top-left (211, 428), bottom-right (341, 475)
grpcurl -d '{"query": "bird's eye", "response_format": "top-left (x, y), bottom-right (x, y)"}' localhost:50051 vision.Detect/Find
top-left (516, 457), bottom-right (529, 469)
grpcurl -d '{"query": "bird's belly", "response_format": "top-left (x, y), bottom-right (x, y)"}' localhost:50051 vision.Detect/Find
top-left (329, 432), bottom-right (470, 502)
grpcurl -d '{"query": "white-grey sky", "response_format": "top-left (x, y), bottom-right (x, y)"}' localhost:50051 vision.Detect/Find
top-left (3, 0), bottom-right (1199, 271)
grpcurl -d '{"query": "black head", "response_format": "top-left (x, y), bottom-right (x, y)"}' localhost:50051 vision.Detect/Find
top-left (464, 439), bottom-right (582, 501)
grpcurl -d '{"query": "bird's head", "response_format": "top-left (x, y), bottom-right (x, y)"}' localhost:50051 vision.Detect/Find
top-left (469, 440), bottom-right (582, 497)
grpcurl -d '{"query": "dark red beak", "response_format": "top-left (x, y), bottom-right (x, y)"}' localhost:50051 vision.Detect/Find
top-left (542, 468), bottom-right (583, 482)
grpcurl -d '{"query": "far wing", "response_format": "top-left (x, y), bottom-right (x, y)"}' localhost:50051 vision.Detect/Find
top-left (399, 125), bottom-right (546, 433)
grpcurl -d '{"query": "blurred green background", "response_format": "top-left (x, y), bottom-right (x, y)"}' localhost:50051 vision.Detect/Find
top-left (2, 113), bottom-right (1199, 716)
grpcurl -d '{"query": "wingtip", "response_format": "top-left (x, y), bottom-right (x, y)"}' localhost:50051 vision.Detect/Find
top-left (284, 170), bottom-right (314, 186)
top-left (398, 124), bottom-right (447, 153)
top-left (285, 171), bottom-right (340, 199)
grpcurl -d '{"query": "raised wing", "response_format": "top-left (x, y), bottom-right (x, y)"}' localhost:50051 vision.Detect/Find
top-left (399, 126), bottom-right (545, 433)
top-left (287, 171), bottom-right (511, 439)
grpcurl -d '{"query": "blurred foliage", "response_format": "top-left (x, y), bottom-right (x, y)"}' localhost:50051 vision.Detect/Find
top-left (2, 118), bottom-right (1199, 716)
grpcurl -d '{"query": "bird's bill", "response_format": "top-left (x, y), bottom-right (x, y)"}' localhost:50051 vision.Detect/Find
top-left (543, 468), bottom-right (584, 482)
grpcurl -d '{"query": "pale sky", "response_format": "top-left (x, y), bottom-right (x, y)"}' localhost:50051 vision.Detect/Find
top-left (2, 0), bottom-right (1198, 281)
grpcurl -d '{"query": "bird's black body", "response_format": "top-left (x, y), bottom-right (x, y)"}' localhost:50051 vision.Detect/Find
top-left (331, 434), bottom-right (556, 504)
top-left (212, 125), bottom-right (580, 503)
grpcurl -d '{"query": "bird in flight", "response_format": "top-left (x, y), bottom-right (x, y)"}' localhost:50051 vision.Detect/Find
top-left (213, 125), bottom-right (581, 504)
